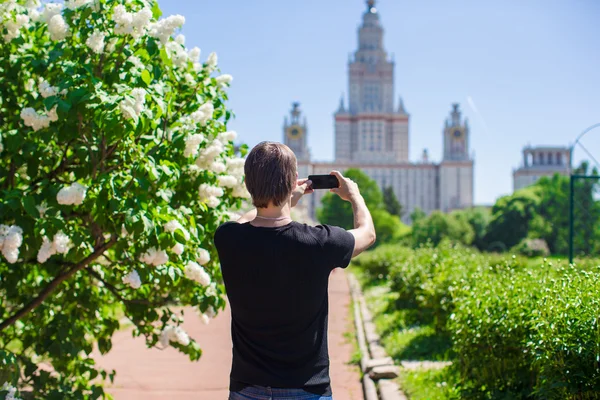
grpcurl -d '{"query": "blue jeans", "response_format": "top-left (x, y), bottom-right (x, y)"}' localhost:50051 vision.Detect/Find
top-left (229, 385), bottom-right (333, 400)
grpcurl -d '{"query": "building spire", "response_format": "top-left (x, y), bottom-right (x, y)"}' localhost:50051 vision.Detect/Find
top-left (337, 94), bottom-right (346, 113)
top-left (367, 0), bottom-right (376, 11)
top-left (398, 97), bottom-right (407, 114)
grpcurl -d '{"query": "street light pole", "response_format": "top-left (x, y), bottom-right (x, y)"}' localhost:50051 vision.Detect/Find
top-left (569, 122), bottom-right (600, 264)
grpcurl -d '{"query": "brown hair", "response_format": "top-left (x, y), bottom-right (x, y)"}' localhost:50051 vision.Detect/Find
top-left (244, 142), bottom-right (297, 208)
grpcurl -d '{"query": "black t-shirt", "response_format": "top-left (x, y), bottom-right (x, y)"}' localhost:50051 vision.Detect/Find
top-left (214, 221), bottom-right (355, 396)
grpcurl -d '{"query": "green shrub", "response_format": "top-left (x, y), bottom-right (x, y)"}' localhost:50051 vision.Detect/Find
top-left (511, 238), bottom-right (550, 257)
top-left (353, 245), bottom-right (600, 399)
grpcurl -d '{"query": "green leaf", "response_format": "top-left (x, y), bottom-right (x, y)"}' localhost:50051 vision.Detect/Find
top-left (151, 1), bottom-right (163, 19)
top-left (22, 196), bottom-right (39, 218)
top-left (43, 96), bottom-right (59, 111)
top-left (141, 69), bottom-right (152, 86)
top-left (58, 99), bottom-right (72, 114)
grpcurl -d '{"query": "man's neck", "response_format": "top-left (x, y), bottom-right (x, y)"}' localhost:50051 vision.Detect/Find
top-left (252, 201), bottom-right (293, 226)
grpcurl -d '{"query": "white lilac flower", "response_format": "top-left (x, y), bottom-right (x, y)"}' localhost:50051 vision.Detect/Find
top-left (26, 0), bottom-right (41, 9)
top-left (227, 157), bottom-right (245, 177)
top-left (196, 248), bottom-right (210, 265)
top-left (171, 243), bottom-right (184, 255)
top-left (38, 79), bottom-right (58, 98)
top-left (216, 74), bottom-right (233, 86)
top-left (205, 306), bottom-right (216, 319)
top-left (188, 47), bottom-right (201, 63)
top-left (190, 102), bottom-right (214, 126)
top-left (163, 220), bottom-right (190, 241)
top-left (198, 183), bottom-right (224, 202)
top-left (218, 175), bottom-right (238, 188)
top-left (183, 134), bottom-right (204, 158)
top-left (206, 196), bottom-right (220, 208)
top-left (0, 225), bottom-right (24, 264)
top-left (140, 247), bottom-right (169, 266)
top-left (36, 231), bottom-right (72, 263)
top-left (24, 78), bottom-right (35, 92)
top-left (122, 270), bottom-right (142, 289)
top-left (210, 160), bottom-right (226, 174)
top-left (47, 106), bottom-right (58, 122)
top-left (200, 314), bottom-right (210, 325)
top-left (42, 3), bottom-right (63, 22)
top-left (53, 231), bottom-right (72, 254)
top-left (218, 130), bottom-right (237, 144)
top-left (37, 236), bottom-right (54, 263)
top-left (56, 182), bottom-right (87, 206)
top-left (126, 55), bottom-right (144, 75)
top-left (85, 31), bottom-right (106, 54)
top-left (29, 8), bottom-right (41, 23)
top-left (131, 8), bottom-right (152, 37)
top-left (175, 34), bottom-right (185, 45)
top-left (232, 184), bottom-right (251, 199)
top-left (48, 14), bottom-right (70, 41)
top-left (148, 14), bottom-right (185, 44)
top-left (206, 52), bottom-right (218, 71)
top-left (120, 88), bottom-right (146, 122)
top-left (64, 0), bottom-right (93, 10)
top-left (36, 202), bottom-right (49, 218)
top-left (106, 37), bottom-right (118, 53)
top-left (184, 261), bottom-right (211, 286)
top-left (195, 142), bottom-right (224, 169)
top-left (3, 14), bottom-right (29, 42)
top-left (160, 325), bottom-right (190, 347)
top-left (21, 108), bottom-right (51, 131)
top-left (113, 5), bottom-right (133, 35)
top-left (184, 73), bottom-right (196, 85)
top-left (165, 41), bottom-right (188, 68)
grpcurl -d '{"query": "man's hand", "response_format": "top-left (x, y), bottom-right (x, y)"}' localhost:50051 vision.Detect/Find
top-left (329, 171), bottom-right (360, 202)
top-left (291, 178), bottom-right (313, 208)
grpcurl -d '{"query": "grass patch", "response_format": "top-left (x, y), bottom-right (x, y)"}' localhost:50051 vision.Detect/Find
top-left (399, 366), bottom-right (460, 400)
top-left (383, 325), bottom-right (453, 361)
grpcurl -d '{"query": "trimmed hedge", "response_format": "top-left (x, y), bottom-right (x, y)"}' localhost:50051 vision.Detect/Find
top-left (353, 242), bottom-right (600, 399)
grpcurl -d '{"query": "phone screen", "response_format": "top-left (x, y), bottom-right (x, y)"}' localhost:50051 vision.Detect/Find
top-left (308, 175), bottom-right (340, 190)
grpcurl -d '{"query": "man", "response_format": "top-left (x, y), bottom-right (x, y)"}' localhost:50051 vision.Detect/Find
top-left (214, 141), bottom-right (376, 400)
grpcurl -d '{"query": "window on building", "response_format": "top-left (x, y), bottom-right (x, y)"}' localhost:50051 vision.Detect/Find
top-left (557, 152), bottom-right (562, 165)
top-left (539, 153), bottom-right (545, 165)
top-left (548, 152), bottom-right (553, 165)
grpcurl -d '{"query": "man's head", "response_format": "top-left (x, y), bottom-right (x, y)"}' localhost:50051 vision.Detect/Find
top-left (244, 142), bottom-right (297, 208)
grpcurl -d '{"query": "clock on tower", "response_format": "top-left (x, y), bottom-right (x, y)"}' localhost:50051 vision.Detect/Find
top-left (283, 102), bottom-right (310, 162)
top-left (443, 104), bottom-right (469, 161)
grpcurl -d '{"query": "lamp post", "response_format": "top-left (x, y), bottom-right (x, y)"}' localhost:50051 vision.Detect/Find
top-left (568, 122), bottom-right (600, 264)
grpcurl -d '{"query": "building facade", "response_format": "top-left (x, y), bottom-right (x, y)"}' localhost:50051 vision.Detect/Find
top-left (513, 146), bottom-right (570, 191)
top-left (285, 1), bottom-right (474, 222)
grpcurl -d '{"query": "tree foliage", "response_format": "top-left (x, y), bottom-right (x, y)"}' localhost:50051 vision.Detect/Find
top-left (382, 186), bottom-right (403, 217)
top-left (0, 0), bottom-right (248, 397)
top-left (317, 168), bottom-right (383, 230)
top-left (317, 169), bottom-right (408, 245)
top-left (411, 210), bottom-right (474, 247)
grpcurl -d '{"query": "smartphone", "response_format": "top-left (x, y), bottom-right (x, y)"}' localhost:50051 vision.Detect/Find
top-left (308, 175), bottom-right (340, 190)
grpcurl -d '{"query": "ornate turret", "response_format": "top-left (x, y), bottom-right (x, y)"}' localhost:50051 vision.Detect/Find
top-left (283, 102), bottom-right (310, 161)
top-left (443, 103), bottom-right (470, 161)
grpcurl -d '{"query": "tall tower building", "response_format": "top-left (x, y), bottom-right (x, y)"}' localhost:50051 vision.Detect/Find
top-left (284, 1), bottom-right (475, 221)
top-left (283, 102), bottom-right (310, 162)
top-left (440, 104), bottom-right (474, 211)
top-left (335, 0), bottom-right (409, 164)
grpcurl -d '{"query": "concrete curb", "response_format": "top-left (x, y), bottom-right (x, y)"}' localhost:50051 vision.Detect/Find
top-left (347, 274), bottom-right (408, 400)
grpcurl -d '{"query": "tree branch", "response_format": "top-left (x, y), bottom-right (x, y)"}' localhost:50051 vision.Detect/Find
top-left (0, 238), bottom-right (117, 332)
top-left (86, 267), bottom-right (173, 307)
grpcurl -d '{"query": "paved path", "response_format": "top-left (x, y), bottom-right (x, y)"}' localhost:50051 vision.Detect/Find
top-left (96, 269), bottom-right (362, 399)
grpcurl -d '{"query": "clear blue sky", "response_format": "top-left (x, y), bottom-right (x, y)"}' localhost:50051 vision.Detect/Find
top-left (161, 0), bottom-right (600, 205)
